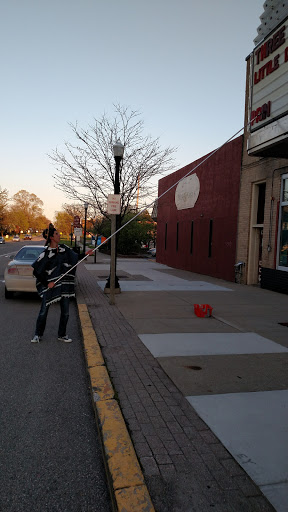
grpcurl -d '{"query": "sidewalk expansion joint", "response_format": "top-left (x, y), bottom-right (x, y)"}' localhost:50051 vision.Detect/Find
top-left (77, 302), bottom-right (155, 512)
top-left (213, 314), bottom-right (246, 332)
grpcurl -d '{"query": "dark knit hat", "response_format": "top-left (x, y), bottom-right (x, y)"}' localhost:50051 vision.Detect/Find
top-left (43, 223), bottom-right (56, 245)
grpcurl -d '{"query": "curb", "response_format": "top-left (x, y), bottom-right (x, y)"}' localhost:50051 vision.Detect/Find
top-left (77, 303), bottom-right (155, 512)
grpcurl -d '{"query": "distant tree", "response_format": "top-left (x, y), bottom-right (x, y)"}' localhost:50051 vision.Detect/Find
top-left (90, 214), bottom-right (104, 236)
top-left (9, 209), bottom-right (29, 234)
top-left (99, 210), bottom-right (156, 255)
top-left (62, 203), bottom-right (85, 218)
top-left (55, 210), bottom-right (74, 235)
top-left (50, 104), bottom-right (176, 220)
top-left (0, 187), bottom-right (9, 233)
top-left (55, 204), bottom-right (97, 238)
top-left (61, 202), bottom-right (93, 230)
top-left (9, 190), bottom-right (50, 232)
top-left (35, 214), bottom-right (51, 233)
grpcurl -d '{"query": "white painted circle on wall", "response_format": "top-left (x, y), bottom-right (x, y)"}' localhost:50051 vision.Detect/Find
top-left (175, 173), bottom-right (200, 210)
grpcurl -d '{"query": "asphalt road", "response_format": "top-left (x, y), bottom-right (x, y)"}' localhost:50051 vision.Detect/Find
top-left (0, 241), bottom-right (112, 512)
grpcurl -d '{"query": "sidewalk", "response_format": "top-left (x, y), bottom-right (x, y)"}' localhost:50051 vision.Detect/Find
top-left (75, 252), bottom-right (288, 512)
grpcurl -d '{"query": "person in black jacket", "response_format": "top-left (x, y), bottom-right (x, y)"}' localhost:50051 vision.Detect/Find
top-left (31, 225), bottom-right (78, 343)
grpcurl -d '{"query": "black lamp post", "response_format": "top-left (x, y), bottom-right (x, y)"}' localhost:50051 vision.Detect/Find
top-left (105, 140), bottom-right (124, 290)
top-left (70, 223), bottom-right (73, 245)
top-left (83, 202), bottom-right (88, 255)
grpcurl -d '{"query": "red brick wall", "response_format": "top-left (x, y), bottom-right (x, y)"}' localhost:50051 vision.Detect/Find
top-left (156, 136), bottom-right (243, 281)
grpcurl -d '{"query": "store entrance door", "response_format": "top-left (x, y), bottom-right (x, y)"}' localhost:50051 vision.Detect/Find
top-left (247, 226), bottom-right (264, 285)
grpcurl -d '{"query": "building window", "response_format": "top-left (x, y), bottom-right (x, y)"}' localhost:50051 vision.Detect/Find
top-left (278, 175), bottom-right (288, 269)
top-left (208, 219), bottom-right (213, 258)
top-left (257, 183), bottom-right (266, 224)
top-left (165, 223), bottom-right (167, 250)
top-left (283, 177), bottom-right (288, 202)
top-left (176, 222), bottom-right (179, 251)
top-left (190, 221), bottom-right (194, 254)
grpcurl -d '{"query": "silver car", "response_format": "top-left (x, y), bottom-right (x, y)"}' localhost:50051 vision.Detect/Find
top-left (4, 245), bottom-right (44, 298)
top-left (0, 236), bottom-right (5, 244)
top-left (147, 247), bottom-right (156, 257)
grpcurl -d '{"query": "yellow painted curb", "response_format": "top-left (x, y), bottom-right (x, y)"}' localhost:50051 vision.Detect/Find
top-left (78, 304), bottom-right (104, 367)
top-left (83, 328), bottom-right (105, 367)
top-left (115, 485), bottom-right (155, 512)
top-left (96, 399), bottom-right (145, 490)
top-left (90, 365), bottom-right (114, 402)
top-left (78, 303), bottom-right (91, 321)
top-left (77, 302), bottom-right (155, 512)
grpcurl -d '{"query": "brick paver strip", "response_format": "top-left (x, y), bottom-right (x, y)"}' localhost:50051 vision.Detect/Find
top-left (76, 263), bottom-right (275, 512)
top-left (78, 301), bottom-right (154, 512)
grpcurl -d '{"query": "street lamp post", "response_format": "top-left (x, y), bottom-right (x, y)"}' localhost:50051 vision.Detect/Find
top-left (83, 202), bottom-right (88, 255)
top-left (70, 223), bottom-right (73, 245)
top-left (105, 140), bottom-right (124, 294)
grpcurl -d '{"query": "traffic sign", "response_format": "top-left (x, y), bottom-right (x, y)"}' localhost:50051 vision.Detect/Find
top-left (107, 194), bottom-right (121, 215)
top-left (73, 215), bottom-right (81, 227)
top-left (74, 227), bottom-right (82, 237)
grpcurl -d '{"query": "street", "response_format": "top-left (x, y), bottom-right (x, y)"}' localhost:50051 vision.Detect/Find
top-left (0, 242), bottom-right (112, 512)
top-left (1, 242), bottom-right (288, 511)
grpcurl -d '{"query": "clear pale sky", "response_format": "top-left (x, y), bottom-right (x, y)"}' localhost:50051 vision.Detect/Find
top-left (1, 0), bottom-right (264, 220)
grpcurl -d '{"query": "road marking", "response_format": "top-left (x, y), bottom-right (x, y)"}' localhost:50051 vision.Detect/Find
top-left (0, 252), bottom-right (16, 258)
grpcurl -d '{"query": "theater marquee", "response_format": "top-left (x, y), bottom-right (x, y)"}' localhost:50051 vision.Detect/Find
top-left (248, 17), bottom-right (288, 157)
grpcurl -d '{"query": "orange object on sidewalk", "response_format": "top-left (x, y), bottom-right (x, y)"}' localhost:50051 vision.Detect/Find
top-left (194, 304), bottom-right (213, 317)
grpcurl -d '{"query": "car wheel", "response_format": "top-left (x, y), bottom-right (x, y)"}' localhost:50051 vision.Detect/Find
top-left (5, 287), bottom-right (14, 299)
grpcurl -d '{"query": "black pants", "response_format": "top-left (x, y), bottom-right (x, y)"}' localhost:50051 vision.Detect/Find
top-left (35, 295), bottom-right (70, 337)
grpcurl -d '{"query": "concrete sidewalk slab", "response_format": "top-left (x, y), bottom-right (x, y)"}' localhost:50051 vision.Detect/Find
top-left (75, 255), bottom-right (278, 511)
top-left (157, 353), bottom-right (288, 395)
top-left (85, 261), bottom-right (232, 291)
top-left (97, 279), bottom-right (232, 292)
top-left (187, 390), bottom-right (288, 512)
top-left (138, 332), bottom-right (288, 357)
top-left (115, 288), bottom-right (288, 349)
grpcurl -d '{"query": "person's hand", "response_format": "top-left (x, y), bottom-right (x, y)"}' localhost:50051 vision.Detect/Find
top-left (48, 282), bottom-right (55, 289)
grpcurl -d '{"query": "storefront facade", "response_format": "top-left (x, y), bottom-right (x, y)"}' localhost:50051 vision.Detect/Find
top-left (236, 10), bottom-right (288, 293)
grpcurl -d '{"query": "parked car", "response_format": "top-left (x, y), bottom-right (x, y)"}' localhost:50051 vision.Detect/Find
top-left (147, 247), bottom-right (156, 257)
top-left (12, 235), bottom-right (20, 242)
top-left (24, 234), bottom-right (32, 240)
top-left (0, 236), bottom-right (5, 244)
top-left (4, 245), bottom-right (45, 298)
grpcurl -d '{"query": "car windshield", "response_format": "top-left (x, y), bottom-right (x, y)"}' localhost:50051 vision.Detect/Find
top-left (14, 247), bottom-right (44, 262)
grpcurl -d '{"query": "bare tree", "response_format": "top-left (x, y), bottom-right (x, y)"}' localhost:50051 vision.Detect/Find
top-left (50, 105), bottom-right (176, 219)
top-left (61, 202), bottom-right (87, 219)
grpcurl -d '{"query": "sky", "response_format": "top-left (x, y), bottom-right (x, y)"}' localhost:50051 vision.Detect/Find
top-left (1, 0), bottom-right (265, 221)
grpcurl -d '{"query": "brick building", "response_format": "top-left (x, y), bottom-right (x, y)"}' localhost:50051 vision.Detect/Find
top-left (156, 136), bottom-right (243, 282)
top-left (236, 2), bottom-right (288, 293)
